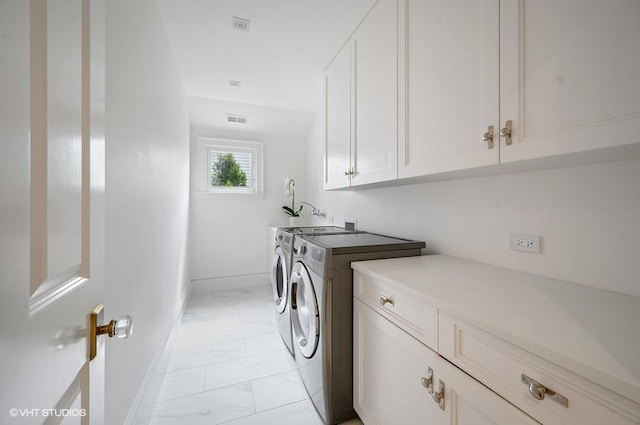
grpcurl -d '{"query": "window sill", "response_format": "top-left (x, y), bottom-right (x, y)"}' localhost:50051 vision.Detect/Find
top-left (191, 191), bottom-right (265, 200)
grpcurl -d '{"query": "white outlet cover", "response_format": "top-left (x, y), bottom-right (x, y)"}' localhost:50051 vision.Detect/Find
top-left (510, 234), bottom-right (541, 253)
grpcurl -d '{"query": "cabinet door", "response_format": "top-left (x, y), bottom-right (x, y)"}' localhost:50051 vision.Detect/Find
top-left (354, 299), bottom-right (445, 425)
top-left (399, 0), bottom-right (500, 178)
top-left (355, 298), bottom-right (540, 425)
top-left (500, 0), bottom-right (640, 162)
top-left (433, 354), bottom-right (540, 425)
top-left (324, 44), bottom-right (352, 189)
top-left (351, 0), bottom-right (398, 186)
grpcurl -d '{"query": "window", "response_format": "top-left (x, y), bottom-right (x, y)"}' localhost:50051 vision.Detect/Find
top-left (197, 137), bottom-right (263, 194)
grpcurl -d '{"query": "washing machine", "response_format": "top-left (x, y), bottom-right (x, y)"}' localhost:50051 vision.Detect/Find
top-left (289, 233), bottom-right (425, 424)
top-left (271, 226), bottom-right (364, 357)
top-left (272, 228), bottom-right (295, 355)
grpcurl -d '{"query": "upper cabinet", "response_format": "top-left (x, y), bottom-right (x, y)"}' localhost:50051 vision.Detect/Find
top-left (325, 0), bottom-right (640, 188)
top-left (500, 0), bottom-right (640, 163)
top-left (400, 0), bottom-right (640, 178)
top-left (324, 0), bottom-right (398, 190)
top-left (325, 44), bottom-right (352, 190)
top-left (399, 0), bottom-right (500, 178)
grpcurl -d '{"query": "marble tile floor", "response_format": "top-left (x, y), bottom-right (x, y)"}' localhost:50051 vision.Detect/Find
top-left (145, 285), bottom-right (363, 425)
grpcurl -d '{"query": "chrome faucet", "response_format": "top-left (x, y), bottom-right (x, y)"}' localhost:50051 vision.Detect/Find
top-left (301, 202), bottom-right (325, 218)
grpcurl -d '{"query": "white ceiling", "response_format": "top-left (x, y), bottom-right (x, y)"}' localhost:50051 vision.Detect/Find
top-left (157, 0), bottom-right (377, 114)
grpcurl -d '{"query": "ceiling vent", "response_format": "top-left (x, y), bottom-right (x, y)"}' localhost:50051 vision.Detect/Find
top-left (229, 80), bottom-right (242, 88)
top-left (226, 114), bottom-right (248, 124)
top-left (232, 17), bottom-right (250, 32)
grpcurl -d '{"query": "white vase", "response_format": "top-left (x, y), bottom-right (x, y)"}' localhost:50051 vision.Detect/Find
top-left (289, 216), bottom-right (300, 226)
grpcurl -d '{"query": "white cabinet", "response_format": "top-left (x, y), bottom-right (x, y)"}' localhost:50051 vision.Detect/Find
top-left (324, 44), bottom-right (351, 190)
top-left (354, 299), bottom-right (540, 425)
top-left (353, 299), bottom-right (443, 425)
top-left (324, 0), bottom-right (397, 189)
top-left (399, 0), bottom-right (640, 178)
top-left (352, 256), bottom-right (640, 425)
top-left (351, 0), bottom-right (397, 186)
top-left (500, 0), bottom-right (640, 163)
top-left (439, 313), bottom-right (640, 425)
top-left (399, 0), bottom-right (500, 178)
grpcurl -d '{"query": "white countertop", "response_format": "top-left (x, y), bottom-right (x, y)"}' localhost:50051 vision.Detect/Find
top-left (351, 254), bottom-right (640, 404)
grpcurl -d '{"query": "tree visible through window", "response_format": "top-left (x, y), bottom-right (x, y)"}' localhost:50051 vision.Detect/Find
top-left (198, 137), bottom-right (263, 194)
top-left (211, 152), bottom-right (247, 187)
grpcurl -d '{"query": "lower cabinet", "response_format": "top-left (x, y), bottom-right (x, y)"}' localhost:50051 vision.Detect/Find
top-left (354, 299), bottom-right (540, 425)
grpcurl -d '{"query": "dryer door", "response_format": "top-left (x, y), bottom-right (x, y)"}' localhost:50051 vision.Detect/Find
top-left (271, 246), bottom-right (288, 313)
top-left (290, 262), bottom-right (320, 358)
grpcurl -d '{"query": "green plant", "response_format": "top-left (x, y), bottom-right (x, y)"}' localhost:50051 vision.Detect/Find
top-left (211, 153), bottom-right (247, 187)
top-left (282, 205), bottom-right (303, 217)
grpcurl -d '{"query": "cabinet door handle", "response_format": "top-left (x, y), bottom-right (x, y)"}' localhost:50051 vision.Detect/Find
top-left (482, 125), bottom-right (494, 149)
top-left (521, 374), bottom-right (568, 408)
top-left (500, 120), bottom-right (513, 145)
top-left (421, 367), bottom-right (434, 392)
top-left (379, 296), bottom-right (394, 307)
top-left (431, 379), bottom-right (445, 411)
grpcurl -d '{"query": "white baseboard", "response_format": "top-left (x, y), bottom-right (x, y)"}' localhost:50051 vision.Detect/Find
top-left (123, 287), bottom-right (190, 425)
top-left (191, 272), bottom-right (270, 293)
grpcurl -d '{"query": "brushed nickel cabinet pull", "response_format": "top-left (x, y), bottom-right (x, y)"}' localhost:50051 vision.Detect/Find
top-left (500, 120), bottom-right (513, 145)
top-left (431, 379), bottom-right (445, 410)
top-left (421, 367), bottom-right (434, 392)
top-left (482, 125), bottom-right (494, 149)
top-left (521, 374), bottom-right (568, 408)
top-left (379, 295), bottom-right (394, 307)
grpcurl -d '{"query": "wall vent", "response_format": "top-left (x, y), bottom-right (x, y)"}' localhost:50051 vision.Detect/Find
top-left (226, 114), bottom-right (248, 124)
top-left (232, 17), bottom-right (250, 32)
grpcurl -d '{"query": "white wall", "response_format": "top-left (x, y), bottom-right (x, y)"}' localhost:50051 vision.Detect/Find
top-left (306, 115), bottom-right (640, 298)
top-left (104, 1), bottom-right (190, 424)
top-left (190, 130), bottom-right (307, 285)
top-left (188, 97), bottom-right (312, 285)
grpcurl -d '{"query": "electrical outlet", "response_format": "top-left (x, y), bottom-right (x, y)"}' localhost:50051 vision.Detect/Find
top-left (345, 219), bottom-right (357, 231)
top-left (510, 234), bottom-right (541, 253)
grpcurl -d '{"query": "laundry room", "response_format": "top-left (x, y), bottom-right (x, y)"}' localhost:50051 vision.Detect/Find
top-left (1, 1), bottom-right (639, 425)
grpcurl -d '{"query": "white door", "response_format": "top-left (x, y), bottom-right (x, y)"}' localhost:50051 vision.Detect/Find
top-left (351, 0), bottom-right (398, 186)
top-left (324, 44), bottom-right (352, 190)
top-left (0, 0), bottom-right (107, 423)
top-left (500, 0), bottom-right (640, 162)
top-left (399, 0), bottom-right (500, 177)
top-left (354, 299), bottom-right (445, 425)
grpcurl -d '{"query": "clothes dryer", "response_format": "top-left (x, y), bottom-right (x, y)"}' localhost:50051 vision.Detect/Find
top-left (289, 233), bottom-right (425, 424)
top-left (271, 226), bottom-right (362, 357)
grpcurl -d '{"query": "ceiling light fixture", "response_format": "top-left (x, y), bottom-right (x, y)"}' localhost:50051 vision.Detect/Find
top-left (232, 16), bottom-right (250, 32)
